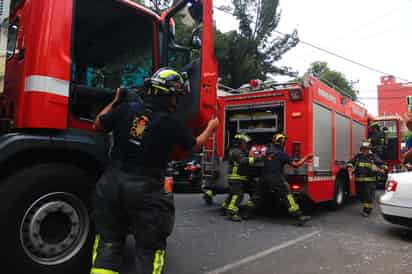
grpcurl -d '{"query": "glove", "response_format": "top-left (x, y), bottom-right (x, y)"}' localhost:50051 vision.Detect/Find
top-left (371, 164), bottom-right (379, 172)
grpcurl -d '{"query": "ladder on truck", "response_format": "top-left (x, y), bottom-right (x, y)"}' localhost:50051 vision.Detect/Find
top-left (201, 134), bottom-right (217, 180)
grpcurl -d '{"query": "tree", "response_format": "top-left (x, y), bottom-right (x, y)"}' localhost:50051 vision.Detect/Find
top-left (306, 61), bottom-right (358, 100)
top-left (129, 0), bottom-right (173, 13)
top-left (216, 0), bottom-right (299, 88)
top-left (147, 0), bottom-right (173, 13)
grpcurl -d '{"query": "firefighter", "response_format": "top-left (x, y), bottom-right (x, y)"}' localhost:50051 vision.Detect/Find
top-left (221, 133), bottom-right (253, 221)
top-left (91, 67), bottom-right (219, 274)
top-left (251, 133), bottom-right (312, 226)
top-left (241, 143), bottom-right (267, 219)
top-left (347, 140), bottom-right (388, 217)
top-left (368, 122), bottom-right (385, 157)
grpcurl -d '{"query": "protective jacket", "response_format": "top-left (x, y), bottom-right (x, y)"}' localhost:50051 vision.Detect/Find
top-left (348, 153), bottom-right (387, 182)
top-left (227, 147), bottom-right (251, 182)
top-left (368, 131), bottom-right (385, 156)
top-left (92, 99), bottom-right (196, 274)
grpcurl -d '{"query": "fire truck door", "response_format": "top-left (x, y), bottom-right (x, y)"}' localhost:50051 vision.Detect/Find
top-left (162, 0), bottom-right (217, 128)
top-left (3, 14), bottom-right (24, 121)
top-left (69, 0), bottom-right (156, 125)
top-left (198, 0), bottom-right (218, 124)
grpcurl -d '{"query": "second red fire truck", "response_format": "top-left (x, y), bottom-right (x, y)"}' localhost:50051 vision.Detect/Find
top-left (213, 76), bottom-right (402, 207)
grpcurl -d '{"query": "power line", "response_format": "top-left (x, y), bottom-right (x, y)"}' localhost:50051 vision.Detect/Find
top-left (213, 6), bottom-right (412, 83)
top-left (274, 30), bottom-right (411, 83)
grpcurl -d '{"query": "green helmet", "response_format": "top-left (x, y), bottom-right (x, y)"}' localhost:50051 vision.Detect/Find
top-left (145, 67), bottom-right (188, 96)
top-left (234, 133), bottom-right (252, 144)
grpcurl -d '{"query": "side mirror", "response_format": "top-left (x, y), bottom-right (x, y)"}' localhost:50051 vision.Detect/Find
top-left (191, 26), bottom-right (202, 49)
top-left (189, 0), bottom-right (203, 23)
top-left (383, 127), bottom-right (388, 131)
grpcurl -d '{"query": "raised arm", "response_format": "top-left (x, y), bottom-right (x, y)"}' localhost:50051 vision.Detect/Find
top-left (289, 154), bottom-right (313, 168)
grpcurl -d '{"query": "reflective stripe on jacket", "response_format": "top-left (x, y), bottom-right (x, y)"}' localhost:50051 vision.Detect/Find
top-left (227, 147), bottom-right (250, 181)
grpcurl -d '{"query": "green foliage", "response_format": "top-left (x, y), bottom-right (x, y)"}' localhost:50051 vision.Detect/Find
top-left (130, 0), bottom-right (173, 13)
top-left (216, 0), bottom-right (299, 88)
top-left (130, 0), bottom-right (196, 53)
top-left (306, 61), bottom-right (358, 100)
top-left (130, 0), bottom-right (298, 89)
top-left (149, 0), bottom-right (173, 13)
top-left (174, 9), bottom-right (197, 46)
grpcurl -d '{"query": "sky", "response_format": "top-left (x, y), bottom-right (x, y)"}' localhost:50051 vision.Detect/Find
top-left (213, 0), bottom-right (412, 115)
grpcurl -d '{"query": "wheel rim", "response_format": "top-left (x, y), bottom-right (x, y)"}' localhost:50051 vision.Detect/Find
top-left (336, 182), bottom-right (344, 205)
top-left (19, 192), bottom-right (90, 265)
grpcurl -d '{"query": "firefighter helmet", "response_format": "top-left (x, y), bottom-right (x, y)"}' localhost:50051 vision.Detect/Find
top-left (234, 133), bottom-right (252, 144)
top-left (369, 122), bottom-right (380, 130)
top-left (360, 140), bottom-right (371, 149)
top-left (145, 67), bottom-right (188, 96)
top-left (273, 133), bottom-right (287, 145)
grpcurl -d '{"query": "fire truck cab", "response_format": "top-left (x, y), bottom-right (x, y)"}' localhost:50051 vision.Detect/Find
top-left (216, 76), bottom-right (400, 209)
top-left (0, 0), bottom-right (217, 272)
top-left (367, 116), bottom-right (402, 168)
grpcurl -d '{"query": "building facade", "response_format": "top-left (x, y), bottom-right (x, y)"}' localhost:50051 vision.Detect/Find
top-left (378, 75), bottom-right (412, 117)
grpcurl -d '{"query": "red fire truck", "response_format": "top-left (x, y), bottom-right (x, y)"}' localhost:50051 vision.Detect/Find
top-left (0, 0), bottom-right (217, 272)
top-left (215, 76), bottom-right (402, 207)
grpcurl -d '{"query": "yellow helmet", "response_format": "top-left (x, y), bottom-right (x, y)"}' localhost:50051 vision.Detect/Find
top-left (145, 67), bottom-right (187, 96)
top-left (273, 133), bottom-right (286, 145)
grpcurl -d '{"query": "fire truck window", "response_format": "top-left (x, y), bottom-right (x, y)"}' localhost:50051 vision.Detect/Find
top-left (70, 0), bottom-right (155, 120)
top-left (10, 0), bottom-right (23, 15)
top-left (372, 120), bottom-right (399, 161)
top-left (6, 20), bottom-right (19, 60)
top-left (72, 0), bottom-right (154, 90)
top-left (167, 6), bottom-right (197, 71)
top-left (168, 49), bottom-right (190, 72)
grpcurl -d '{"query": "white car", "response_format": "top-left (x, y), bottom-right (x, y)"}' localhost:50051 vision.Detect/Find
top-left (379, 171), bottom-right (412, 228)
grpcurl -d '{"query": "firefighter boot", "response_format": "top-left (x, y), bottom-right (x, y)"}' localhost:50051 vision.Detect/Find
top-left (285, 194), bottom-right (310, 226)
top-left (242, 200), bottom-right (256, 220)
top-left (296, 214), bottom-right (312, 226)
top-left (227, 195), bottom-right (242, 222)
top-left (221, 200), bottom-right (229, 216)
top-left (227, 211), bottom-right (242, 222)
top-left (203, 189), bottom-right (214, 205)
top-left (362, 204), bottom-right (372, 217)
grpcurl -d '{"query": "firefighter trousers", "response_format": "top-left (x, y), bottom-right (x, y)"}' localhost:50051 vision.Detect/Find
top-left (223, 180), bottom-right (246, 215)
top-left (355, 181), bottom-right (376, 213)
top-left (91, 165), bottom-right (174, 274)
top-left (202, 178), bottom-right (216, 203)
top-left (253, 174), bottom-right (302, 216)
top-left (222, 179), bottom-right (257, 216)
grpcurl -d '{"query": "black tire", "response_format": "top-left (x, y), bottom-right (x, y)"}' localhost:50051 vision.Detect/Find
top-left (0, 163), bottom-right (95, 274)
top-left (330, 177), bottom-right (346, 210)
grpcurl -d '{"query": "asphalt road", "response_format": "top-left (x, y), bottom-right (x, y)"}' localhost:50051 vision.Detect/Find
top-left (122, 192), bottom-right (412, 274)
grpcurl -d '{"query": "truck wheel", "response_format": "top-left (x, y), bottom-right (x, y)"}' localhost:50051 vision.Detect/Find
top-left (330, 177), bottom-right (345, 210)
top-left (0, 163), bottom-right (95, 274)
